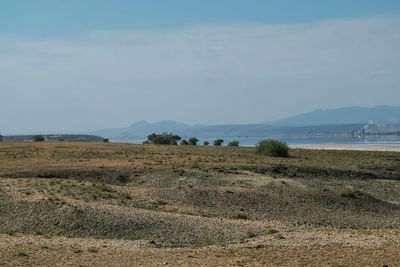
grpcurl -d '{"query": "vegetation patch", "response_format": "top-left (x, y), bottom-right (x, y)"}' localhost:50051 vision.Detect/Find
top-left (228, 141), bottom-right (239, 147)
top-left (256, 139), bottom-right (289, 157)
top-left (230, 213), bottom-right (248, 220)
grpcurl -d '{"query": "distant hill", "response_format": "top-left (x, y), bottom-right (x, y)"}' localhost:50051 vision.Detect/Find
top-left (90, 121), bottom-right (365, 140)
top-left (89, 106), bottom-right (400, 139)
top-left (3, 134), bottom-right (104, 142)
top-left (90, 120), bottom-right (190, 138)
top-left (269, 106), bottom-right (400, 127)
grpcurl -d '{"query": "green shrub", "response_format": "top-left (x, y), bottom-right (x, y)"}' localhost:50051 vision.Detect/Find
top-left (188, 137), bottom-right (199, 145)
top-left (203, 141), bottom-right (209, 146)
top-left (180, 139), bottom-right (189, 145)
top-left (213, 139), bottom-right (224, 146)
top-left (33, 135), bottom-right (45, 142)
top-left (230, 212), bottom-right (248, 220)
top-left (246, 231), bottom-right (257, 238)
top-left (337, 186), bottom-right (357, 198)
top-left (0, 135), bottom-right (3, 142)
top-left (256, 139), bottom-right (289, 157)
top-left (228, 140), bottom-right (239, 147)
top-left (265, 228), bottom-right (279, 235)
top-left (146, 132), bottom-right (181, 145)
top-left (102, 138), bottom-right (109, 143)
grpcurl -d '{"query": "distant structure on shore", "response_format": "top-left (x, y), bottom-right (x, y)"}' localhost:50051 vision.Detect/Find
top-left (353, 122), bottom-right (400, 138)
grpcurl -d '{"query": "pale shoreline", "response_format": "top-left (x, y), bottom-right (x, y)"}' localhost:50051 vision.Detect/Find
top-left (290, 144), bottom-right (400, 152)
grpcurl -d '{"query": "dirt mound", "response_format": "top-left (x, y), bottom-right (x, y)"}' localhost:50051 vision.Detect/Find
top-left (0, 167), bottom-right (137, 185)
top-left (246, 164), bottom-right (399, 180)
top-left (0, 194), bottom-right (262, 247)
top-left (134, 185), bottom-right (400, 229)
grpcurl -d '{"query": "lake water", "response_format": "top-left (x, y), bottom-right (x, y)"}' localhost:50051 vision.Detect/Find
top-left (111, 135), bottom-right (400, 146)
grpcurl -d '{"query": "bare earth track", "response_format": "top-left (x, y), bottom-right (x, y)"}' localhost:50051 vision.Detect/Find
top-left (0, 142), bottom-right (399, 266)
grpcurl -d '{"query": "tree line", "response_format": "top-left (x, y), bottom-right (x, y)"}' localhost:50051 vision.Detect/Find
top-left (143, 132), bottom-right (239, 146)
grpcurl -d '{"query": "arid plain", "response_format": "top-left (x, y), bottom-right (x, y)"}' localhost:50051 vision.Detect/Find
top-left (0, 142), bottom-right (399, 266)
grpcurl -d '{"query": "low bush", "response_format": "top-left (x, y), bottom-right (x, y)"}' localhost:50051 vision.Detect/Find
top-left (337, 186), bottom-right (357, 198)
top-left (228, 140), bottom-right (239, 147)
top-left (265, 228), bottom-right (279, 235)
top-left (33, 135), bottom-right (45, 142)
top-left (230, 212), bottom-right (248, 220)
top-left (213, 139), bottom-right (224, 146)
top-left (180, 140), bottom-right (189, 145)
top-left (147, 132), bottom-right (181, 145)
top-left (256, 139), bottom-right (289, 157)
top-left (188, 137), bottom-right (199, 145)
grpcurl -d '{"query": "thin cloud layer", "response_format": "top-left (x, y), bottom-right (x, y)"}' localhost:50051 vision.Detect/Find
top-left (0, 16), bottom-right (399, 134)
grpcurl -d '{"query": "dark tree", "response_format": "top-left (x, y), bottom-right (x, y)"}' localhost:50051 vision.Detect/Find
top-left (33, 135), bottom-right (45, 142)
top-left (213, 139), bottom-right (224, 146)
top-left (203, 141), bottom-right (209, 146)
top-left (188, 137), bottom-right (199, 146)
top-left (180, 139), bottom-right (189, 145)
top-left (146, 132), bottom-right (181, 145)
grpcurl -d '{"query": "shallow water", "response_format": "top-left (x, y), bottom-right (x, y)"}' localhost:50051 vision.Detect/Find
top-left (112, 135), bottom-right (400, 146)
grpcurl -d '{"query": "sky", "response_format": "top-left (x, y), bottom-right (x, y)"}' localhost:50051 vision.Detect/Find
top-left (1, 0), bottom-right (400, 134)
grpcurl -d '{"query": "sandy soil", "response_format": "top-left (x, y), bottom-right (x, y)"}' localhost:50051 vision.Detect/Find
top-left (290, 143), bottom-right (400, 152)
top-left (1, 229), bottom-right (399, 267)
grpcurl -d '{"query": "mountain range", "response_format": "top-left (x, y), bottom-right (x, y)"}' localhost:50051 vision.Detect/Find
top-left (90, 106), bottom-right (400, 139)
top-left (270, 105), bottom-right (400, 126)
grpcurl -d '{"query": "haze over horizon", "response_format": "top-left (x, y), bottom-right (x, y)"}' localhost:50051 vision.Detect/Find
top-left (1, 0), bottom-right (400, 134)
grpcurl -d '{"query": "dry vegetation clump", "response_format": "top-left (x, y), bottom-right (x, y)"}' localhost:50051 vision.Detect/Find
top-left (256, 139), bottom-right (289, 157)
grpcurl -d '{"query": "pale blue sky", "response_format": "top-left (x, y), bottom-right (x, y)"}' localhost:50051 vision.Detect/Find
top-left (1, 1), bottom-right (400, 133)
top-left (1, 0), bottom-right (400, 38)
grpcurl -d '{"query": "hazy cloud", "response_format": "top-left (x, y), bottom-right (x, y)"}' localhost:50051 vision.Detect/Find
top-left (1, 16), bottom-right (399, 134)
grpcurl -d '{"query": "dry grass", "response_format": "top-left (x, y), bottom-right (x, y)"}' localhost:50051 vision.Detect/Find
top-left (0, 142), bottom-right (398, 179)
top-left (0, 142), bottom-right (399, 266)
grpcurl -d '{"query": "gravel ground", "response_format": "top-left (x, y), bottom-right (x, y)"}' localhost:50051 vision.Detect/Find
top-left (1, 229), bottom-right (399, 267)
top-left (1, 142), bottom-right (399, 266)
